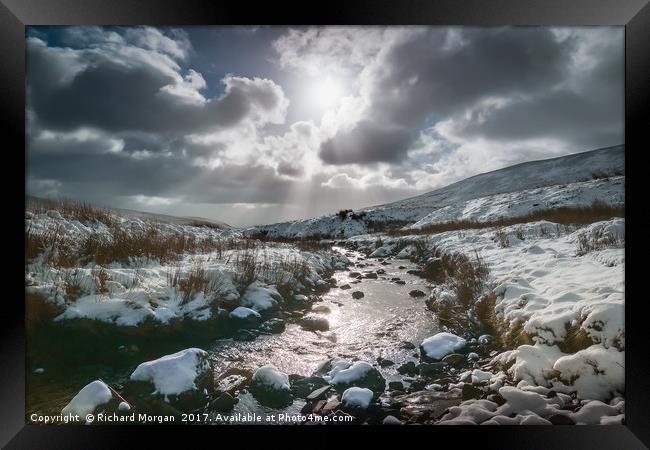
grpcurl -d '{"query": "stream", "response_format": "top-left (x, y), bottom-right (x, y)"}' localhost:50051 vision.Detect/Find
top-left (27, 247), bottom-right (439, 421)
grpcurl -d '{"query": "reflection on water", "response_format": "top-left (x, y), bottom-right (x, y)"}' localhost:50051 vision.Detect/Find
top-left (210, 248), bottom-right (438, 419)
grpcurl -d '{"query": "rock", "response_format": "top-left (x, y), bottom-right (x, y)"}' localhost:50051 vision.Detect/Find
top-left (417, 362), bottom-right (446, 377)
top-left (258, 318), bottom-right (286, 334)
top-left (397, 361), bottom-right (418, 376)
top-left (548, 413), bottom-right (576, 425)
top-left (321, 398), bottom-right (341, 414)
top-left (352, 291), bottom-right (365, 299)
top-left (288, 294), bottom-right (310, 310)
top-left (394, 280), bottom-right (406, 285)
top-left (409, 290), bottom-right (426, 298)
top-left (62, 380), bottom-right (124, 421)
top-left (462, 383), bottom-right (485, 401)
top-left (441, 353), bottom-right (466, 366)
top-left (486, 393), bottom-right (506, 406)
top-left (383, 415), bottom-right (404, 425)
top-left (330, 361), bottom-right (386, 394)
top-left (381, 261), bottom-right (390, 266)
top-left (478, 334), bottom-right (494, 344)
top-left (291, 376), bottom-right (329, 398)
top-left (215, 368), bottom-right (252, 396)
top-left (299, 315), bottom-right (330, 332)
top-left (349, 272), bottom-right (362, 278)
top-left (398, 266), bottom-right (407, 270)
top-left (339, 284), bottom-right (352, 290)
top-left (233, 329), bottom-right (257, 341)
top-left (124, 348), bottom-right (214, 413)
top-left (249, 364), bottom-right (293, 408)
top-left (306, 384), bottom-right (333, 401)
top-left (400, 341), bottom-right (416, 350)
top-left (311, 305), bottom-right (331, 314)
top-left (406, 269), bottom-right (423, 277)
top-left (388, 381), bottom-right (405, 391)
top-left (420, 333), bottom-right (467, 361)
top-left (467, 352), bottom-right (480, 361)
top-left (229, 307), bottom-right (262, 329)
top-left (379, 359), bottom-right (395, 368)
top-left (422, 257), bottom-right (445, 283)
top-left (376, 269), bottom-right (386, 274)
top-left (341, 387), bottom-right (373, 409)
top-left (364, 272), bottom-right (378, 279)
top-left (209, 392), bottom-right (236, 412)
top-left (408, 379), bottom-right (427, 392)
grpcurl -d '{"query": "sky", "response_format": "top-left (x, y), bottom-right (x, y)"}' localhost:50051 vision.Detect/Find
top-left (26, 26), bottom-right (623, 227)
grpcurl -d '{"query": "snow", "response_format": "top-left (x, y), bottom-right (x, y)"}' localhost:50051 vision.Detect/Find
top-left (421, 333), bottom-right (467, 360)
top-left (553, 345), bottom-right (624, 401)
top-left (251, 364), bottom-right (290, 391)
top-left (471, 369), bottom-right (493, 384)
top-left (118, 401), bottom-right (131, 411)
top-left (341, 387), bottom-right (373, 408)
top-left (572, 400), bottom-right (623, 425)
top-left (34, 368), bottom-right (44, 374)
top-left (229, 306), bottom-right (262, 320)
top-left (330, 361), bottom-right (374, 385)
top-left (62, 380), bottom-right (113, 416)
top-left (129, 348), bottom-right (211, 399)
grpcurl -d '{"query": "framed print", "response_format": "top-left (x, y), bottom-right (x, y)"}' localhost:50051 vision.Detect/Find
top-left (2, 0), bottom-right (649, 447)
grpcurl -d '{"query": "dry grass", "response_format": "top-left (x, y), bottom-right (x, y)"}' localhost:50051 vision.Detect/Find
top-left (388, 201), bottom-right (624, 237)
top-left (167, 261), bottom-right (225, 305)
top-left (27, 197), bottom-right (117, 227)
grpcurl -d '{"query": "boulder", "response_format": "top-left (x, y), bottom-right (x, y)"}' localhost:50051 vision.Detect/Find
top-left (299, 315), bottom-right (330, 332)
top-left (341, 387), bottom-right (374, 409)
top-left (409, 290), bottom-right (426, 298)
top-left (339, 284), bottom-right (352, 290)
top-left (352, 291), bottom-right (365, 299)
top-left (397, 361), bottom-right (418, 376)
top-left (330, 361), bottom-right (386, 394)
top-left (441, 353), bottom-right (466, 366)
top-left (233, 329), bottom-right (257, 341)
top-left (291, 376), bottom-right (329, 398)
top-left (249, 364), bottom-right (293, 408)
top-left (62, 380), bottom-right (125, 422)
top-left (228, 307), bottom-right (262, 329)
top-left (125, 348), bottom-right (213, 413)
top-left (208, 392), bottom-right (236, 412)
top-left (420, 333), bottom-right (467, 361)
top-left (215, 368), bottom-right (252, 396)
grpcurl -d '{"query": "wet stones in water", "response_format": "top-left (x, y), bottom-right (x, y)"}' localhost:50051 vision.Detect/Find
top-left (406, 269), bottom-right (423, 277)
top-left (441, 353), bottom-right (466, 366)
top-left (258, 318), bottom-right (286, 334)
top-left (380, 261), bottom-right (390, 266)
top-left (339, 284), bottom-right (352, 290)
top-left (462, 383), bottom-right (485, 401)
top-left (394, 280), bottom-right (406, 285)
top-left (326, 277), bottom-right (337, 286)
top-left (364, 272), bottom-right (378, 279)
top-left (234, 329), bottom-right (257, 341)
top-left (215, 368), bottom-right (253, 396)
top-left (349, 272), bottom-right (362, 278)
top-left (299, 315), bottom-right (330, 332)
top-left (288, 294), bottom-right (311, 310)
top-left (331, 363), bottom-right (386, 394)
top-left (409, 290), bottom-right (426, 298)
top-left (351, 280), bottom-right (362, 284)
top-left (352, 291), bottom-right (365, 299)
top-left (398, 266), bottom-right (407, 270)
top-left (290, 376), bottom-right (329, 398)
top-left (388, 381), bottom-right (405, 391)
top-left (208, 392), bottom-right (236, 412)
top-left (397, 361), bottom-right (418, 376)
top-left (391, 277), bottom-right (401, 281)
top-left (408, 379), bottom-right (427, 392)
top-left (400, 341), bottom-right (416, 350)
top-left (376, 268), bottom-right (386, 274)
top-left (378, 358), bottom-right (395, 368)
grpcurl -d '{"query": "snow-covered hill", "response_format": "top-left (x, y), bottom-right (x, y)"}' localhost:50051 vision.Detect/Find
top-left (249, 145), bottom-right (624, 238)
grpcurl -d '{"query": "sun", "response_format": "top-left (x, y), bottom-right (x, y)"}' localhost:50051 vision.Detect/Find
top-left (310, 77), bottom-right (343, 109)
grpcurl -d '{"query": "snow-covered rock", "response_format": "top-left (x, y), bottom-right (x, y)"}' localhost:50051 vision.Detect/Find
top-left (421, 333), bottom-right (467, 361)
top-left (62, 380), bottom-right (117, 419)
top-left (240, 282), bottom-right (282, 312)
top-left (126, 348), bottom-right (213, 411)
top-left (329, 361), bottom-right (385, 393)
top-left (341, 387), bottom-right (374, 409)
top-left (249, 364), bottom-right (293, 407)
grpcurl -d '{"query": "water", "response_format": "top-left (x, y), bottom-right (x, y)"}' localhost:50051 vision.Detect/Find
top-left (27, 248), bottom-right (439, 420)
top-left (209, 248), bottom-right (438, 420)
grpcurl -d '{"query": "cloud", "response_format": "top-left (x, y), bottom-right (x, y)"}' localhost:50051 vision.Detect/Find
top-left (27, 31), bottom-right (289, 135)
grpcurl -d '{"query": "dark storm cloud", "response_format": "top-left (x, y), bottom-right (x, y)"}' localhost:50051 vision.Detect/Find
top-left (27, 36), bottom-right (287, 135)
top-left (318, 27), bottom-right (622, 164)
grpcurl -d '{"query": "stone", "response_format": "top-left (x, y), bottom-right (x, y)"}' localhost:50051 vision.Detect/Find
top-left (397, 361), bottom-right (418, 376)
top-left (388, 381), bottom-right (405, 391)
top-left (364, 272), bottom-right (378, 279)
top-left (352, 291), bottom-right (365, 299)
top-left (396, 390), bottom-right (462, 419)
top-left (383, 415), bottom-right (404, 425)
top-left (306, 384), bottom-right (332, 402)
top-left (442, 353), bottom-right (466, 366)
top-left (311, 305), bottom-right (331, 314)
top-left (406, 269), bottom-right (423, 277)
top-left (349, 272), bottom-right (362, 278)
top-left (339, 284), bottom-right (352, 290)
top-left (400, 341), bottom-right (416, 350)
top-left (291, 376), bottom-right (329, 398)
top-left (299, 316), bottom-right (330, 332)
top-left (233, 329), bottom-right (257, 341)
top-left (215, 368), bottom-right (253, 396)
top-left (379, 359), bottom-right (395, 368)
top-left (409, 290), bottom-right (426, 298)
top-left (258, 318), bottom-right (286, 334)
top-left (417, 362), bottom-right (446, 377)
top-left (422, 257), bottom-right (445, 283)
top-left (394, 280), bottom-right (406, 285)
top-left (376, 269), bottom-right (386, 274)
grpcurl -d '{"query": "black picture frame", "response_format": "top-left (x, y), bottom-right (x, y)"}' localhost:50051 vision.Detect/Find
top-left (2, 0), bottom-right (648, 447)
